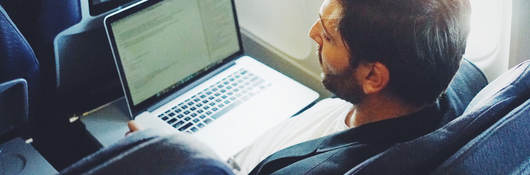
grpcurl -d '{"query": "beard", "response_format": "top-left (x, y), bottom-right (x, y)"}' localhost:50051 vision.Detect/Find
top-left (322, 70), bottom-right (365, 105)
top-left (318, 49), bottom-right (365, 105)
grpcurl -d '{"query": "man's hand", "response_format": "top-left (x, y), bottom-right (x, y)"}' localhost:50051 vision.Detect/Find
top-left (125, 120), bottom-right (142, 136)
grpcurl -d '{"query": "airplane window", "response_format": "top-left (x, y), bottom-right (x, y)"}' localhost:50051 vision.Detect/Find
top-left (464, 0), bottom-right (504, 60)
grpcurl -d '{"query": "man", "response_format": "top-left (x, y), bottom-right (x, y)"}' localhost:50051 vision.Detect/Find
top-left (237, 0), bottom-right (470, 174)
top-left (130, 0), bottom-right (471, 174)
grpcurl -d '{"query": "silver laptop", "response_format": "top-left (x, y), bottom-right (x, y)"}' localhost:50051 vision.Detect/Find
top-left (104, 0), bottom-right (318, 159)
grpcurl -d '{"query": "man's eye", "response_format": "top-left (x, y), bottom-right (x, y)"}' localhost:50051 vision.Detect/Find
top-left (322, 33), bottom-right (332, 42)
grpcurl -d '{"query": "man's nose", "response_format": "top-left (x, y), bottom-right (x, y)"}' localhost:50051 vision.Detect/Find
top-left (309, 21), bottom-right (322, 45)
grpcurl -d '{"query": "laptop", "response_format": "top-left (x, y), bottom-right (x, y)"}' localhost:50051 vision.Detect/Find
top-left (104, 0), bottom-right (319, 159)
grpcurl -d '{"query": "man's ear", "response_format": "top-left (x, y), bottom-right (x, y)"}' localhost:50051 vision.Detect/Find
top-left (357, 62), bottom-right (390, 94)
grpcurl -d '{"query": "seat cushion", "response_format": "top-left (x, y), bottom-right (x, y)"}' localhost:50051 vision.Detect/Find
top-left (345, 60), bottom-right (530, 175)
top-left (431, 99), bottom-right (530, 175)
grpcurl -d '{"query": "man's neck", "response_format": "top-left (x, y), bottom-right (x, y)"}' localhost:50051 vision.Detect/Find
top-left (345, 95), bottom-right (423, 128)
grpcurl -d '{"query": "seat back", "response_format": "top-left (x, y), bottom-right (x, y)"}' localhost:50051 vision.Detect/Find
top-left (431, 98), bottom-right (530, 175)
top-left (0, 4), bottom-right (40, 119)
top-left (0, 79), bottom-right (28, 140)
top-left (346, 60), bottom-right (530, 175)
top-left (436, 58), bottom-right (488, 126)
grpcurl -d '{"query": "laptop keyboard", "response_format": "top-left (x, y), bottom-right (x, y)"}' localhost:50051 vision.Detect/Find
top-left (157, 68), bottom-right (271, 133)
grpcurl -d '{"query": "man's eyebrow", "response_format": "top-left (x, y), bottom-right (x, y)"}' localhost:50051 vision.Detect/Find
top-left (319, 14), bottom-right (333, 37)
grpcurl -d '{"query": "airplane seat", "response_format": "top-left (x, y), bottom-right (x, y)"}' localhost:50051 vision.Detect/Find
top-left (431, 98), bottom-right (530, 175)
top-left (436, 58), bottom-right (488, 127)
top-left (0, 4), bottom-right (40, 120)
top-left (53, 0), bottom-right (133, 116)
top-left (0, 0), bottom-right (80, 89)
top-left (0, 0), bottom-right (82, 121)
top-left (345, 60), bottom-right (530, 175)
top-left (0, 79), bottom-right (57, 174)
top-left (60, 129), bottom-right (234, 175)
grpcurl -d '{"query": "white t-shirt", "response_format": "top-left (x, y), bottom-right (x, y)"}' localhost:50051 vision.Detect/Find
top-left (230, 98), bottom-right (353, 174)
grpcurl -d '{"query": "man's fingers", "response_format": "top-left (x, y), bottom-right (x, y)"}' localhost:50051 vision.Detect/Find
top-left (128, 120), bottom-right (141, 132)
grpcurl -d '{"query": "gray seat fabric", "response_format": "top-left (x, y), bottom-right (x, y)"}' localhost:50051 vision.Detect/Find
top-left (346, 60), bottom-right (530, 175)
top-left (61, 129), bottom-right (234, 175)
top-left (431, 99), bottom-right (530, 175)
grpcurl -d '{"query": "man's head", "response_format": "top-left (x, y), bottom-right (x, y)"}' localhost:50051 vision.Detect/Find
top-left (310, 0), bottom-right (471, 106)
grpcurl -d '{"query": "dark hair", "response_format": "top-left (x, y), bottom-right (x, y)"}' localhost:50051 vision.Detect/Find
top-left (337, 0), bottom-right (471, 106)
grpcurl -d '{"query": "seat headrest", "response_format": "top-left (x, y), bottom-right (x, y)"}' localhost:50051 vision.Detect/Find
top-left (431, 99), bottom-right (530, 175)
top-left (464, 60), bottom-right (530, 114)
top-left (346, 60), bottom-right (530, 175)
top-left (436, 59), bottom-right (488, 126)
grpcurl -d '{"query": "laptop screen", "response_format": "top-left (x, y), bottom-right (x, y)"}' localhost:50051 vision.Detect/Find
top-left (110, 0), bottom-right (240, 106)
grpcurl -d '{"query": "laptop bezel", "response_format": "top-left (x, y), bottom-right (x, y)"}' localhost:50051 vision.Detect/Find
top-left (104, 0), bottom-right (245, 118)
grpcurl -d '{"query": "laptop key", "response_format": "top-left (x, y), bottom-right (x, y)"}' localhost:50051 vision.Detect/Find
top-left (198, 123), bottom-right (205, 128)
top-left (161, 116), bottom-right (169, 121)
top-left (204, 119), bottom-right (213, 124)
top-left (177, 114), bottom-right (184, 118)
top-left (168, 118), bottom-right (177, 124)
top-left (191, 113), bottom-right (197, 117)
top-left (184, 117), bottom-right (191, 121)
top-left (193, 119), bottom-right (200, 123)
top-left (168, 112), bottom-right (176, 117)
top-left (184, 111), bottom-right (190, 115)
top-left (178, 123), bottom-right (193, 131)
top-left (173, 121), bottom-right (184, 128)
top-left (191, 127), bottom-right (198, 132)
top-left (199, 115), bottom-right (206, 119)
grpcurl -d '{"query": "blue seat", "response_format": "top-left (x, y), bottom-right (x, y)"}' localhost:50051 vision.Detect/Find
top-left (0, 4), bottom-right (40, 119)
top-left (431, 98), bottom-right (530, 175)
top-left (61, 129), bottom-right (234, 175)
top-left (0, 79), bottom-right (28, 138)
top-left (0, 78), bottom-right (58, 174)
top-left (346, 60), bottom-right (530, 175)
top-left (0, 0), bottom-right (81, 88)
top-left (436, 58), bottom-right (488, 126)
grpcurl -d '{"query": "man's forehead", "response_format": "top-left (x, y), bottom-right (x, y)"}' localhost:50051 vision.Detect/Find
top-left (319, 0), bottom-right (342, 29)
top-left (319, 0), bottom-right (342, 19)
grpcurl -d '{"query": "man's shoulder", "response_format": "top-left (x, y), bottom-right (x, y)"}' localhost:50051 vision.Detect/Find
top-left (251, 133), bottom-right (390, 175)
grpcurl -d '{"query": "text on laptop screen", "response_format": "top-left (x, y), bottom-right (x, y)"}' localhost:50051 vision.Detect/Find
top-left (111, 0), bottom-right (240, 105)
